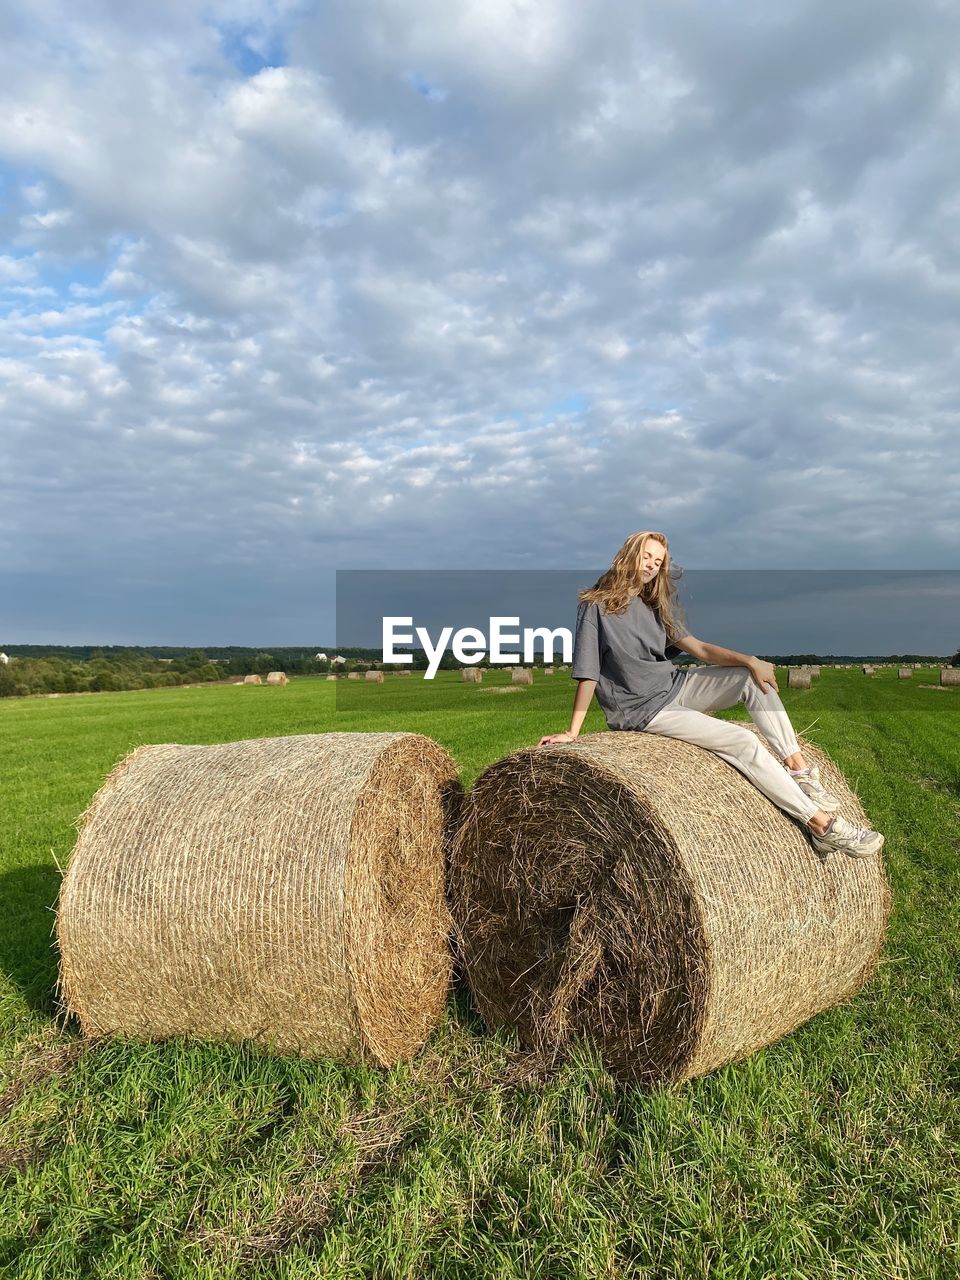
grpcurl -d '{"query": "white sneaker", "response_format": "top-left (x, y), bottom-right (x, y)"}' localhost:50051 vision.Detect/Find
top-left (790, 765), bottom-right (840, 812)
top-left (810, 815), bottom-right (884, 859)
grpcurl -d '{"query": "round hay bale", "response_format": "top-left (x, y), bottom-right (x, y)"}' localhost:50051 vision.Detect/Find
top-left (326, 674), bottom-right (338, 681)
top-left (809, 665), bottom-right (821, 678)
top-left (512, 668), bottom-right (533, 686)
top-left (56, 733), bottom-right (461, 1065)
top-left (347, 671), bottom-right (361, 681)
top-left (462, 668), bottom-right (483, 684)
top-left (544, 667), bottom-right (555, 675)
top-left (788, 669), bottom-right (811, 689)
top-left (266, 671), bottom-right (288, 686)
top-left (449, 729), bottom-right (890, 1086)
top-left (862, 666), bottom-right (875, 676)
top-left (365, 670), bottom-right (384, 684)
top-left (941, 668), bottom-right (960, 686)
top-left (243, 674), bottom-right (262, 685)
top-left (898, 668), bottom-right (912, 680)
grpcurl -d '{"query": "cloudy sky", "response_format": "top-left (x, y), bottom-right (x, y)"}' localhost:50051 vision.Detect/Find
top-left (1, 0), bottom-right (959, 645)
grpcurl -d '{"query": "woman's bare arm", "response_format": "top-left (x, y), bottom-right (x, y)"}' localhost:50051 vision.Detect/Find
top-left (538, 678), bottom-right (597, 745)
top-left (672, 634), bottom-right (778, 693)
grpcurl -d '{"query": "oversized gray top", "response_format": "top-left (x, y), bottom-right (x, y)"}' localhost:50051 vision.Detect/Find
top-left (571, 594), bottom-right (688, 730)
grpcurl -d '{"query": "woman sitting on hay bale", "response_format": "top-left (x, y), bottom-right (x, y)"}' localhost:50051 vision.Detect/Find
top-left (539, 530), bottom-right (884, 860)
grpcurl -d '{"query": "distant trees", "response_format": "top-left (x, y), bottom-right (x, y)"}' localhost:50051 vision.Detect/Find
top-left (0, 652), bottom-right (227, 698)
top-left (0, 645), bottom-right (397, 697)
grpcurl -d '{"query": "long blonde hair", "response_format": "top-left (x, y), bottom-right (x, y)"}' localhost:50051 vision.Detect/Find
top-left (579, 531), bottom-right (686, 640)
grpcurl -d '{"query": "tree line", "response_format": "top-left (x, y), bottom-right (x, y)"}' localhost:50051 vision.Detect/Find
top-left (1, 644), bottom-right (957, 700)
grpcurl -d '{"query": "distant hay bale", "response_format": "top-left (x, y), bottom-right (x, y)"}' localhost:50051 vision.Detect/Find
top-left (266, 672), bottom-right (288, 686)
top-left (512, 668), bottom-right (533, 686)
top-left (809, 665), bottom-right (821, 678)
top-left (862, 666), bottom-right (875, 676)
top-left (243, 674), bottom-right (262, 685)
top-left (347, 672), bottom-right (361, 681)
top-left (898, 668), bottom-right (912, 680)
top-left (941, 668), bottom-right (960, 686)
top-left (365, 670), bottom-right (384, 684)
top-left (788, 669), bottom-right (811, 689)
top-left (450, 729), bottom-right (890, 1086)
top-left (544, 667), bottom-right (555, 675)
top-left (56, 733), bottom-right (461, 1066)
top-left (326, 675), bottom-right (338, 681)
top-left (462, 668), bottom-right (483, 684)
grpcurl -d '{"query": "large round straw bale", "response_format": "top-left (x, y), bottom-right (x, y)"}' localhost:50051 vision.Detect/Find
top-left (365, 670), bottom-right (384, 684)
top-left (512, 668), bottom-right (533, 686)
top-left (462, 668), bottom-right (483, 683)
top-left (347, 671), bottom-right (361, 680)
top-left (862, 666), bottom-right (874, 675)
top-left (243, 674), bottom-right (262, 685)
top-left (449, 729), bottom-right (890, 1086)
top-left (898, 668), bottom-right (912, 680)
top-left (56, 733), bottom-right (461, 1065)
top-left (941, 668), bottom-right (960, 686)
top-left (266, 671), bottom-right (288, 686)
top-left (788, 669), bottom-right (811, 689)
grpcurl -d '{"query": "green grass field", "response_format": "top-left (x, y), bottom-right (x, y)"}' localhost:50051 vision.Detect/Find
top-left (1, 669), bottom-right (959, 1279)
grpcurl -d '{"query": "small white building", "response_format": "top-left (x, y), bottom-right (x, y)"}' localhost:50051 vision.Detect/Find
top-left (331, 655), bottom-right (347, 664)
top-left (315, 652), bottom-right (328, 661)
top-left (0, 653), bottom-right (8, 665)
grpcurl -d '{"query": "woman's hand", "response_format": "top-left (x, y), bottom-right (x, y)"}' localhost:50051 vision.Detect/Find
top-left (538, 731), bottom-right (578, 746)
top-left (747, 658), bottom-right (779, 693)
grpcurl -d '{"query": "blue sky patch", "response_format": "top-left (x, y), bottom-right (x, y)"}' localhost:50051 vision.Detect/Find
top-left (404, 71), bottom-right (448, 102)
top-left (545, 394), bottom-right (590, 418)
top-left (215, 21), bottom-right (287, 77)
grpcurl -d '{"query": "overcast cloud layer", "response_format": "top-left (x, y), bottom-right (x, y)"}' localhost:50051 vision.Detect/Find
top-left (1, 0), bottom-right (959, 643)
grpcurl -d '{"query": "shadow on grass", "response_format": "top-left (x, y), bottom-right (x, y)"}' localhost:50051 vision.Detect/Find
top-left (0, 865), bottom-right (62, 1016)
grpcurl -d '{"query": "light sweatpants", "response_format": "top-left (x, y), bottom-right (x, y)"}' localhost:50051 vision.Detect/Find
top-left (643, 665), bottom-right (821, 824)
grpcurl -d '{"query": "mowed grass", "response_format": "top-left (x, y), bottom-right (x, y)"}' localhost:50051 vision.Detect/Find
top-left (1, 668), bottom-right (959, 1279)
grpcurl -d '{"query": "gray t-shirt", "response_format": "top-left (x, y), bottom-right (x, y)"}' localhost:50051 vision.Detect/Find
top-left (571, 594), bottom-right (688, 730)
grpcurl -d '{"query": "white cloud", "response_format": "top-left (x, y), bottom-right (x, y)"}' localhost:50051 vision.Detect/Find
top-left (0, 0), bottom-right (958, 642)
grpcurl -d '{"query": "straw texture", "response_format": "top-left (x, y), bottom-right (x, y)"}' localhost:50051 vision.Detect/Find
top-left (243, 674), bottom-right (262, 685)
top-left (788, 670), bottom-right (812, 689)
top-left (266, 671), bottom-right (288, 685)
top-left (512, 669), bottom-right (533, 685)
top-left (898, 669), bottom-right (912, 679)
top-left (56, 732), bottom-right (461, 1065)
top-left (462, 668), bottom-right (483, 683)
top-left (365, 670), bottom-right (385, 683)
top-left (941, 669), bottom-right (960, 686)
top-left (449, 728), bottom-right (890, 1086)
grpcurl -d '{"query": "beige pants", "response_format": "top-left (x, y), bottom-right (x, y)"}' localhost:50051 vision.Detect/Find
top-left (644, 666), bottom-right (820, 824)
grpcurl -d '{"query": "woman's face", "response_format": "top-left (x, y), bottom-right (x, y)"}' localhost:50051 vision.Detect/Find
top-left (640, 540), bottom-right (667, 584)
